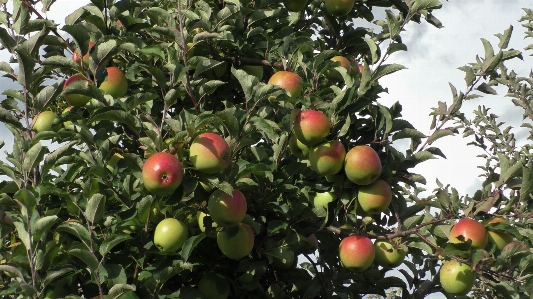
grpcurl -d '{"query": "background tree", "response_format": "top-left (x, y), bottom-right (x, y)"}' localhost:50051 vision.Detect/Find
top-left (0, 0), bottom-right (532, 298)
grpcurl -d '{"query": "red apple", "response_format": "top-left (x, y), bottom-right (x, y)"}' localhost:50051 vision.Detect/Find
top-left (154, 218), bottom-right (189, 252)
top-left (357, 179), bottom-right (392, 214)
top-left (324, 0), bottom-right (355, 17)
top-left (32, 111), bottom-right (58, 132)
top-left (208, 189), bottom-right (247, 227)
top-left (268, 71), bottom-right (303, 100)
top-left (309, 140), bottom-right (346, 176)
top-left (189, 132), bottom-right (230, 174)
top-left (142, 152), bottom-right (184, 196)
top-left (439, 260), bottom-right (475, 295)
top-left (339, 235), bottom-right (375, 272)
top-left (449, 218), bottom-right (488, 249)
top-left (293, 110), bottom-right (331, 146)
top-left (63, 74), bottom-right (92, 107)
top-left (217, 223), bottom-right (255, 260)
top-left (325, 56), bottom-right (351, 81)
top-left (485, 217), bottom-right (513, 251)
top-left (344, 145), bottom-right (382, 185)
top-left (99, 66), bottom-right (128, 98)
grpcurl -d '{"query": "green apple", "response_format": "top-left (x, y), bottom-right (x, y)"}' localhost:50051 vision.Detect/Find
top-left (198, 272), bottom-right (230, 299)
top-left (325, 56), bottom-right (352, 81)
top-left (293, 110), bottom-right (331, 146)
top-left (283, 0), bottom-right (308, 12)
top-left (449, 218), bottom-right (488, 249)
top-left (339, 235), bottom-right (374, 272)
top-left (268, 71), bottom-right (304, 100)
top-left (198, 211), bottom-right (218, 233)
top-left (99, 66), bottom-right (128, 98)
top-left (344, 145), bottom-right (382, 185)
top-left (61, 106), bottom-right (85, 128)
top-left (439, 260), bottom-right (475, 295)
top-left (486, 217), bottom-right (513, 250)
top-left (217, 223), bottom-right (254, 260)
top-left (374, 240), bottom-right (406, 268)
top-left (313, 191), bottom-right (335, 209)
top-left (309, 140), bottom-right (346, 176)
top-left (142, 152), bottom-right (184, 196)
top-left (240, 64), bottom-right (263, 79)
top-left (32, 111), bottom-right (58, 132)
top-left (357, 179), bottom-right (392, 214)
top-left (63, 74), bottom-right (92, 107)
top-left (154, 218), bottom-right (189, 252)
top-left (288, 134), bottom-right (310, 159)
top-left (324, 0), bottom-right (355, 17)
top-left (189, 132), bottom-right (230, 174)
top-left (208, 189), bottom-right (247, 227)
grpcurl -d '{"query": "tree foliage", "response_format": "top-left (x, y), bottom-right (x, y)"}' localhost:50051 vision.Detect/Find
top-left (1, 0), bottom-right (533, 298)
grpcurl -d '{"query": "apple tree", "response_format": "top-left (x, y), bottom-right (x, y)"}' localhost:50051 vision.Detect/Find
top-left (1, 0), bottom-right (533, 298)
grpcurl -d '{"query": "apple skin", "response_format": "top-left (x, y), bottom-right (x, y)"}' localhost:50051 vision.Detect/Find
top-left (293, 110), bottom-right (331, 146)
top-left (197, 211), bottom-right (218, 232)
top-left (208, 189), bottom-right (247, 227)
top-left (439, 260), bottom-right (475, 295)
top-left (288, 134), bottom-right (310, 159)
top-left (486, 217), bottom-right (513, 250)
top-left (142, 152), bottom-right (184, 196)
top-left (189, 132), bottom-right (230, 174)
top-left (32, 111), bottom-right (58, 132)
top-left (374, 240), bottom-right (406, 268)
top-left (99, 66), bottom-right (128, 98)
top-left (268, 71), bottom-right (303, 99)
top-left (339, 235), bottom-right (375, 272)
top-left (153, 218), bottom-right (189, 252)
top-left (324, 0), bottom-right (356, 17)
top-left (63, 74), bottom-right (92, 107)
top-left (344, 145), bottom-right (382, 185)
top-left (198, 272), bottom-right (230, 299)
top-left (217, 223), bottom-right (254, 260)
top-left (449, 218), bottom-right (488, 249)
top-left (313, 191), bottom-right (335, 209)
top-left (240, 65), bottom-right (263, 80)
top-left (325, 56), bottom-right (352, 81)
top-left (283, 0), bottom-right (308, 12)
top-left (72, 41), bottom-right (95, 66)
top-left (309, 140), bottom-right (346, 176)
top-left (357, 179), bottom-right (392, 214)
top-left (61, 106), bottom-right (85, 128)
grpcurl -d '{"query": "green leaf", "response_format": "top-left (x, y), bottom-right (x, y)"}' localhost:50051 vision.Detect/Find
top-left (16, 49), bottom-right (35, 89)
top-left (33, 83), bottom-right (64, 112)
top-left (476, 83), bottom-right (497, 95)
top-left (89, 40), bottom-right (118, 74)
top-left (371, 63), bottom-right (406, 82)
top-left (42, 55), bottom-right (81, 71)
top-left (86, 193), bottom-right (105, 224)
top-left (481, 51), bottom-right (503, 73)
top-left (23, 142), bottom-right (47, 174)
top-left (0, 27), bottom-right (17, 52)
top-left (0, 265), bottom-right (25, 281)
top-left (0, 107), bottom-right (23, 129)
top-left (100, 234), bottom-right (133, 257)
top-left (181, 233), bottom-right (206, 262)
top-left (392, 128), bottom-right (426, 141)
top-left (364, 38), bottom-right (380, 64)
top-left (386, 10), bottom-right (401, 38)
top-left (496, 25), bottom-right (513, 49)
top-left (14, 188), bottom-right (37, 213)
top-left (13, 221), bottom-right (31, 250)
top-left (411, 0), bottom-right (442, 12)
top-left (69, 248), bottom-right (99, 272)
top-left (32, 215), bottom-right (58, 242)
top-left (231, 68), bottom-right (256, 101)
top-left (426, 129), bottom-right (454, 144)
top-left (56, 222), bottom-right (92, 248)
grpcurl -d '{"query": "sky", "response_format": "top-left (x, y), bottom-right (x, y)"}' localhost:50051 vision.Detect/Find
top-left (1, 0), bottom-right (532, 298)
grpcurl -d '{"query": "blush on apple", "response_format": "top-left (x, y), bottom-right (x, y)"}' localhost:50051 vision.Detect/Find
top-left (63, 74), bottom-right (92, 107)
top-left (208, 189), bottom-right (247, 227)
top-left (268, 71), bottom-right (304, 100)
top-left (308, 140), bottom-right (346, 176)
top-left (142, 152), bottom-right (184, 196)
top-left (344, 145), bottom-right (382, 185)
top-left (325, 56), bottom-right (352, 81)
top-left (293, 110), bottom-right (331, 146)
top-left (99, 66), bottom-right (128, 98)
top-left (339, 235), bottom-right (374, 272)
top-left (357, 179), bottom-right (392, 214)
top-left (189, 132), bottom-right (231, 174)
top-left (449, 218), bottom-right (488, 249)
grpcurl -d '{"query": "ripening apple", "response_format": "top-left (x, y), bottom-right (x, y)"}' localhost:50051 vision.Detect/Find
top-left (154, 218), bottom-right (189, 252)
top-left (374, 240), bottom-right (406, 268)
top-left (293, 110), bottom-right (331, 146)
top-left (208, 189), bottom-right (247, 227)
top-left (142, 152), bottom-right (184, 196)
top-left (324, 0), bottom-right (355, 17)
top-left (283, 0), bottom-right (308, 12)
top-left (32, 111), bottom-right (58, 132)
top-left (357, 179), bottom-right (392, 214)
top-left (268, 71), bottom-right (303, 100)
top-left (485, 217), bottom-right (513, 250)
top-left (344, 145), bottom-right (382, 185)
top-left (189, 132), bottom-right (230, 174)
top-left (240, 65), bottom-right (263, 80)
top-left (439, 260), bottom-right (475, 295)
top-left (72, 41), bottom-right (95, 66)
top-left (339, 235), bottom-right (374, 272)
top-left (288, 134), bottom-right (310, 159)
top-left (309, 140), bottom-right (346, 176)
top-left (449, 218), bottom-right (488, 249)
top-left (197, 211), bottom-right (218, 233)
top-left (325, 56), bottom-right (351, 82)
top-left (99, 66), bottom-right (128, 98)
top-left (313, 191), bottom-right (335, 209)
top-left (63, 74), bottom-right (92, 107)
top-left (217, 223), bottom-right (254, 260)
top-left (198, 272), bottom-right (230, 299)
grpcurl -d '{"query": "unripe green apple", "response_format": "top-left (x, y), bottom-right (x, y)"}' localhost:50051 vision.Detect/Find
top-left (283, 0), bottom-right (308, 12)
top-left (268, 71), bottom-right (303, 100)
top-left (449, 218), bottom-right (488, 249)
top-left (61, 106), bottom-right (85, 128)
top-left (189, 132), bottom-right (230, 174)
top-left (485, 217), bottom-right (513, 250)
top-left (217, 223), bottom-right (254, 260)
top-left (339, 235), bottom-right (374, 272)
top-left (153, 218), bottom-right (189, 252)
top-left (439, 260), bottom-right (475, 295)
top-left (197, 211), bottom-right (218, 233)
top-left (357, 179), bottom-right (392, 214)
top-left (63, 74), bottom-right (92, 107)
top-left (324, 0), bottom-right (355, 17)
top-left (288, 134), bottom-right (310, 159)
top-left (309, 140), bottom-right (346, 176)
top-left (374, 240), bottom-right (406, 268)
top-left (325, 56), bottom-right (351, 81)
top-left (32, 111), bottom-right (58, 132)
top-left (293, 110), bottom-right (331, 146)
top-left (240, 65), bottom-right (263, 80)
top-left (99, 66), bottom-right (128, 98)
top-left (198, 272), bottom-right (230, 299)
top-left (313, 191), bottom-right (335, 209)
top-left (142, 152), bottom-right (184, 196)
top-left (344, 145), bottom-right (382, 185)
top-left (208, 189), bottom-right (247, 227)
